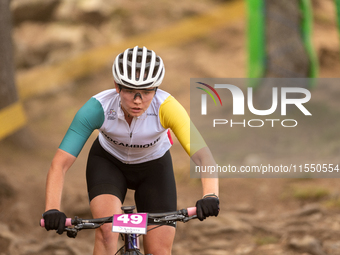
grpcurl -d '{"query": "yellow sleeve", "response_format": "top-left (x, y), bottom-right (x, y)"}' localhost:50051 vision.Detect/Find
top-left (159, 95), bottom-right (207, 156)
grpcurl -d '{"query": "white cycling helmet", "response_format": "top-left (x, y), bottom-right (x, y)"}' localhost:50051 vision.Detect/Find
top-left (112, 46), bottom-right (165, 89)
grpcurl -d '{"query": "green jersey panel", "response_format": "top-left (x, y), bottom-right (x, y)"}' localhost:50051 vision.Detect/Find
top-left (59, 97), bottom-right (105, 157)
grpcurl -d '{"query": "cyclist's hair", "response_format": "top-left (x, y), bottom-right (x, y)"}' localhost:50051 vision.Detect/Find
top-left (112, 46), bottom-right (165, 89)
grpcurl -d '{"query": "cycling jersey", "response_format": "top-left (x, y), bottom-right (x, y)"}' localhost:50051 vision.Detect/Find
top-left (59, 88), bottom-right (206, 164)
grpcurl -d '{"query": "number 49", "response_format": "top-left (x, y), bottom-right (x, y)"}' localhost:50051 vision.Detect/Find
top-left (117, 214), bottom-right (143, 224)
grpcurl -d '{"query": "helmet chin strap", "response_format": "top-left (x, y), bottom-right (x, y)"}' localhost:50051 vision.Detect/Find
top-left (133, 92), bottom-right (142, 100)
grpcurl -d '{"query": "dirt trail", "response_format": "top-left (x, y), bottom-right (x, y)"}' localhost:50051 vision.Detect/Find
top-left (1, 0), bottom-right (340, 254)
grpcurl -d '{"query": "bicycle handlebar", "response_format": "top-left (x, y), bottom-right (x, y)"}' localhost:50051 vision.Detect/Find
top-left (40, 207), bottom-right (196, 228)
top-left (148, 207), bottom-right (196, 218)
top-left (40, 218), bottom-right (73, 228)
top-left (187, 206), bottom-right (197, 217)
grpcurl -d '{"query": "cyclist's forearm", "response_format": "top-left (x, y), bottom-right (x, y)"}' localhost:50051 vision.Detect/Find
top-left (201, 178), bottom-right (219, 197)
top-left (45, 165), bottom-right (66, 211)
top-left (191, 147), bottom-right (219, 197)
top-left (45, 149), bottom-right (76, 211)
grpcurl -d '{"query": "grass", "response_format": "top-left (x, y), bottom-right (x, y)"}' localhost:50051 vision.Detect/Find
top-left (323, 196), bottom-right (340, 209)
top-left (254, 235), bottom-right (279, 246)
top-left (291, 186), bottom-right (330, 201)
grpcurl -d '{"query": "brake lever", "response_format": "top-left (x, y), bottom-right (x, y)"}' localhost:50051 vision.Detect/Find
top-left (65, 228), bottom-right (78, 238)
top-left (74, 223), bottom-right (103, 230)
top-left (183, 215), bottom-right (197, 223)
top-left (151, 215), bottom-right (186, 222)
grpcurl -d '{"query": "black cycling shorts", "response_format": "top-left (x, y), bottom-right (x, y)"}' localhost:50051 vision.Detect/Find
top-left (86, 138), bottom-right (177, 226)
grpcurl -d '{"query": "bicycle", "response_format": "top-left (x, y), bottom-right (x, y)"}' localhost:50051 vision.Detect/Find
top-left (40, 205), bottom-right (197, 255)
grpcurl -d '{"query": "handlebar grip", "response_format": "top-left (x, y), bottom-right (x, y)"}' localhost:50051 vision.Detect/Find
top-left (40, 218), bottom-right (72, 227)
top-left (187, 207), bottom-right (197, 217)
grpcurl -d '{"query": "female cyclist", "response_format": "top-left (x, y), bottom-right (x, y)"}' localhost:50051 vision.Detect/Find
top-left (42, 46), bottom-right (219, 255)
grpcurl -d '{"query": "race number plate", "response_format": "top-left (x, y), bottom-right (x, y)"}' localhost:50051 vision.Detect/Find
top-left (112, 213), bottom-right (148, 234)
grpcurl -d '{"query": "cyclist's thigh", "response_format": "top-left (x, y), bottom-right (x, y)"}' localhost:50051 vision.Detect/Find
top-left (135, 151), bottom-right (177, 214)
top-left (90, 194), bottom-right (121, 252)
top-left (90, 194), bottom-right (122, 218)
top-left (86, 138), bottom-right (127, 203)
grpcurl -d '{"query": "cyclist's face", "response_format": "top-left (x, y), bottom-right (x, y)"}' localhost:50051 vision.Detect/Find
top-left (115, 83), bottom-right (156, 117)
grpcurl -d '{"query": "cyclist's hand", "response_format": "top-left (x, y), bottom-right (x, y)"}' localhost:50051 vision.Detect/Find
top-left (195, 196), bottom-right (220, 221)
top-left (43, 209), bottom-right (67, 234)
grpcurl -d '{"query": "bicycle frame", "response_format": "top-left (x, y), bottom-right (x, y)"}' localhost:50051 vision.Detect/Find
top-left (123, 233), bottom-right (140, 254)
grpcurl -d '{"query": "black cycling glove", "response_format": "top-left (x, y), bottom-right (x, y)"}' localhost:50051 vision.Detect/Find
top-left (195, 196), bottom-right (220, 221)
top-left (43, 209), bottom-right (67, 235)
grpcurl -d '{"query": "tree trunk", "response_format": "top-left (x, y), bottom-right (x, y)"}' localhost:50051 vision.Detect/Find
top-left (0, 0), bottom-right (18, 109)
top-left (0, 0), bottom-right (31, 146)
top-left (265, 0), bottom-right (310, 78)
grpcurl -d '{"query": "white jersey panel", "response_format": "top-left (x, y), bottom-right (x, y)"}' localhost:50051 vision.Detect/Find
top-left (93, 89), bottom-right (172, 164)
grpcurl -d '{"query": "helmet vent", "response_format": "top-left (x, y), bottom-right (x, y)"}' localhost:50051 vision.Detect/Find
top-left (144, 66), bottom-right (150, 81)
top-left (127, 50), bottom-right (133, 62)
top-left (127, 65), bottom-right (132, 79)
